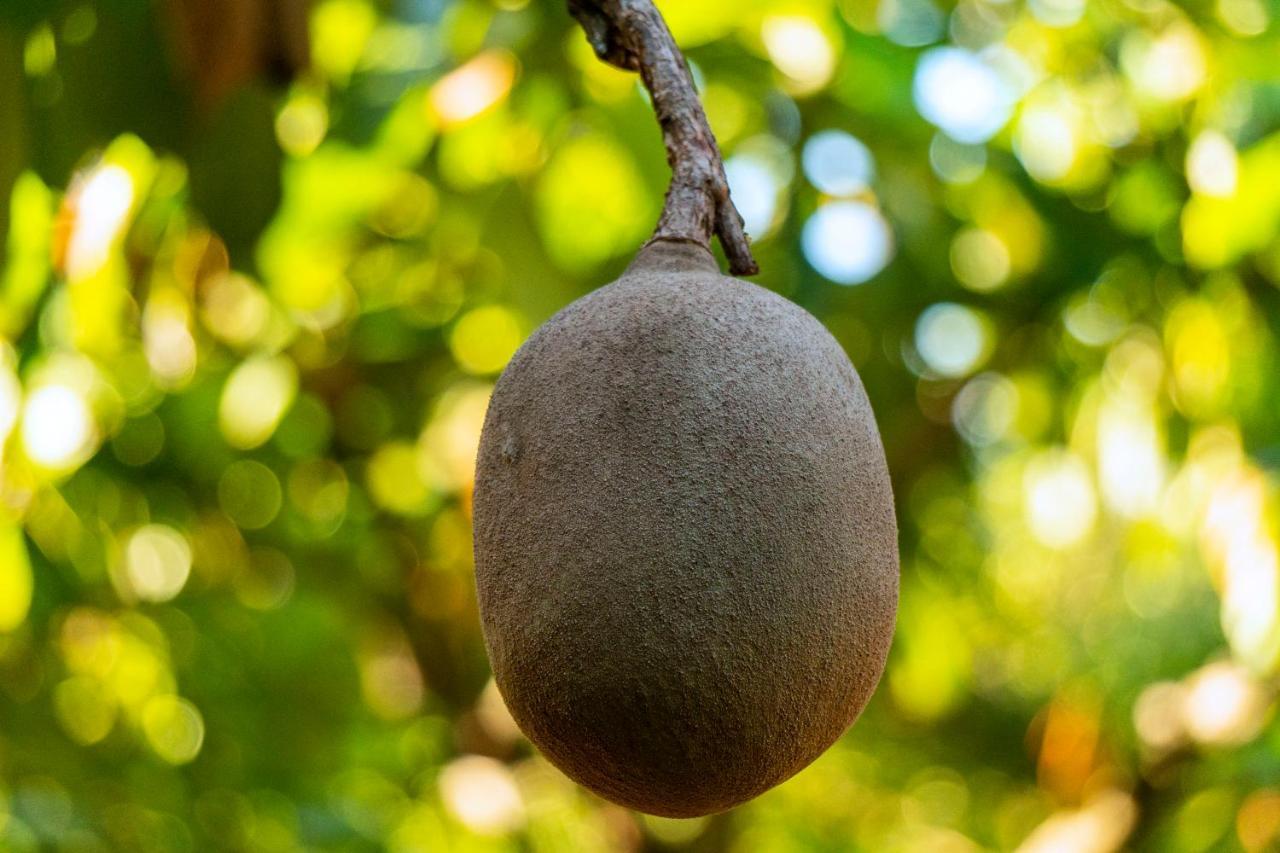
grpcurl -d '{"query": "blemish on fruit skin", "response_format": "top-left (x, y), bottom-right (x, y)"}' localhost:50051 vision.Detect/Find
top-left (473, 239), bottom-right (898, 819)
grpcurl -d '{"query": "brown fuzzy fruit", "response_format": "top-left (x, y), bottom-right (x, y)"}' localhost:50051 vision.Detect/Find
top-left (473, 240), bottom-right (898, 817)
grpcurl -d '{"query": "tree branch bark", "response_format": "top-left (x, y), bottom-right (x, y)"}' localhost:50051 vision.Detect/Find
top-left (568, 0), bottom-right (759, 277)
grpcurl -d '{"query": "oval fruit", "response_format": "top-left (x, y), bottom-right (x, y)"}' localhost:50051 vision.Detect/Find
top-left (473, 240), bottom-right (898, 817)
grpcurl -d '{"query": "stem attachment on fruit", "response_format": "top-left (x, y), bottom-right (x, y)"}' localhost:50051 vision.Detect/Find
top-left (568, 0), bottom-right (759, 277)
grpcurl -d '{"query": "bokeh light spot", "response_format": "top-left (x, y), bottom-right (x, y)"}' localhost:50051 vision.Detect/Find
top-left (234, 548), bottom-right (296, 611)
top-left (311, 0), bottom-right (377, 85)
top-left (1097, 397), bottom-right (1165, 518)
top-left (219, 357), bottom-right (298, 450)
top-left (1024, 450), bottom-right (1097, 548)
top-left (218, 460), bottom-right (284, 530)
top-left (66, 164), bottom-right (134, 280)
top-left (142, 695), bottom-right (205, 765)
top-left (124, 525), bottom-right (193, 603)
top-left (367, 442), bottom-right (433, 515)
top-left (143, 293), bottom-right (197, 388)
top-left (1134, 681), bottom-right (1187, 750)
top-left (802, 130), bottom-right (875, 197)
top-left (1018, 790), bottom-right (1137, 853)
top-left (1121, 24), bottom-right (1207, 102)
top-left (535, 134), bottom-right (651, 272)
top-left (1237, 790), bottom-right (1280, 852)
top-left (1183, 661), bottom-right (1268, 746)
top-left (21, 384), bottom-right (96, 470)
top-left (913, 48), bottom-right (1014, 144)
top-left (449, 306), bottom-right (524, 375)
top-left (953, 373), bottom-right (1018, 447)
top-left (276, 91), bottom-right (329, 158)
top-left (1016, 106), bottom-right (1077, 183)
top-left (1217, 0), bottom-right (1269, 34)
top-left (24, 24), bottom-right (56, 77)
top-left (439, 756), bottom-right (525, 835)
top-left (429, 51), bottom-right (517, 128)
top-left (201, 272), bottom-right (273, 349)
top-left (761, 16), bottom-right (836, 93)
top-left (1186, 131), bottom-right (1239, 198)
top-left (288, 458), bottom-right (349, 527)
top-left (53, 676), bottom-right (117, 745)
top-left (951, 228), bottom-right (1011, 292)
top-left (878, 0), bottom-right (945, 47)
top-left (915, 303), bottom-right (990, 378)
top-left (802, 201), bottom-right (894, 285)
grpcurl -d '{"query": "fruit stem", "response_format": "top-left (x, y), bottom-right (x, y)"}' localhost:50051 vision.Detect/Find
top-left (568, 0), bottom-right (760, 277)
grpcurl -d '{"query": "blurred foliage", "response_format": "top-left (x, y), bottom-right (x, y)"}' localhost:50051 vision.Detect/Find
top-left (2, 0), bottom-right (1280, 850)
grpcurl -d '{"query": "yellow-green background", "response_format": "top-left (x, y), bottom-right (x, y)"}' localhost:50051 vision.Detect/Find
top-left (2, 0), bottom-right (1280, 849)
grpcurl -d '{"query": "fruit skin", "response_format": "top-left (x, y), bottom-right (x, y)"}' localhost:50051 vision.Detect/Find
top-left (473, 239), bottom-right (898, 817)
